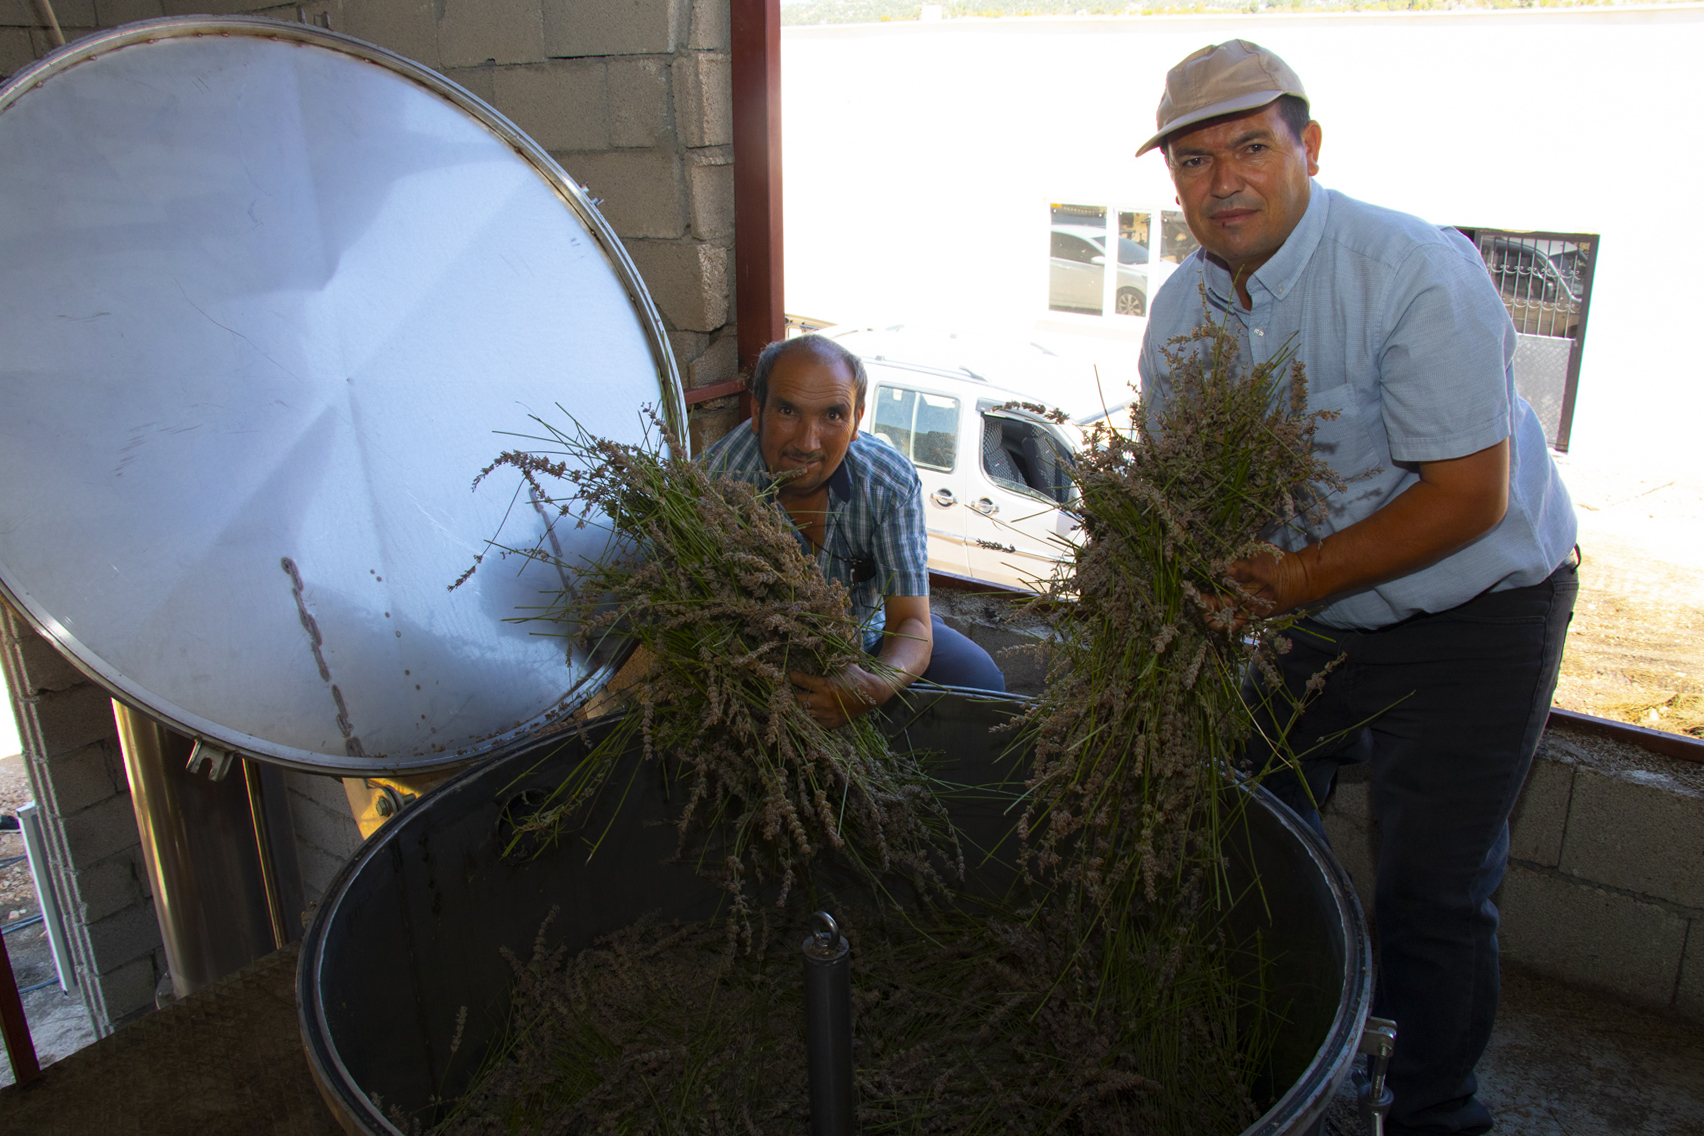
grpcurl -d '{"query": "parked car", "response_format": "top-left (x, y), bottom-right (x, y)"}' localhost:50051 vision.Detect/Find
top-left (1481, 237), bottom-right (1584, 337)
top-left (821, 325), bottom-right (1084, 591)
top-left (1049, 225), bottom-right (1148, 317)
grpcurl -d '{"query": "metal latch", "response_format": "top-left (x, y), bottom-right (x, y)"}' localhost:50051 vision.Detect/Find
top-left (1357, 1016), bottom-right (1398, 1136)
top-left (184, 739), bottom-right (235, 781)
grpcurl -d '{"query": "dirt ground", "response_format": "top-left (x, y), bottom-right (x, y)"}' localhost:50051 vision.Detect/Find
top-left (0, 754), bottom-right (35, 921)
top-left (1551, 453), bottom-right (1704, 740)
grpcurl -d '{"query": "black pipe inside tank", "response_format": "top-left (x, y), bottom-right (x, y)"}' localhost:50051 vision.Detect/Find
top-left (802, 910), bottom-right (855, 1136)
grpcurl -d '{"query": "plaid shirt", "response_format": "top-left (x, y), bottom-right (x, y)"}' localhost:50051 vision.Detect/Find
top-left (700, 421), bottom-right (929, 639)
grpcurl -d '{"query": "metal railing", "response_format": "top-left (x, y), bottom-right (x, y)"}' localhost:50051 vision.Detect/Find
top-left (1458, 228), bottom-right (1599, 452)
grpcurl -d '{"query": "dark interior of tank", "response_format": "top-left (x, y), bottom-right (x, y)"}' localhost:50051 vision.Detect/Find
top-left (300, 689), bottom-right (1366, 1134)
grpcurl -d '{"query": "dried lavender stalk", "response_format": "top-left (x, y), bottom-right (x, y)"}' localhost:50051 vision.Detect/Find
top-left (463, 411), bottom-right (960, 949)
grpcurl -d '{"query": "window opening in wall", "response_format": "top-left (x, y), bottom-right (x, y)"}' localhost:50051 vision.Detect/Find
top-left (872, 385), bottom-right (959, 472)
top-left (1111, 211), bottom-right (1150, 318)
top-left (1160, 210), bottom-right (1200, 265)
top-left (1457, 228), bottom-right (1598, 452)
top-left (1048, 203), bottom-right (1107, 316)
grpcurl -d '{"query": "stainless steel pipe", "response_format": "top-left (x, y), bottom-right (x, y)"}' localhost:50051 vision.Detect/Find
top-left (114, 702), bottom-right (279, 997)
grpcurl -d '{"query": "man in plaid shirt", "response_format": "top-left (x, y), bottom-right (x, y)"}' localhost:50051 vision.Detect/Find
top-left (701, 334), bottom-right (1004, 728)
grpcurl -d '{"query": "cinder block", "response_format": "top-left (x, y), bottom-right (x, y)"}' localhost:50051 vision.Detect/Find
top-left (687, 402), bottom-right (741, 454)
top-left (0, 0), bottom-right (93, 25)
top-left (687, 327), bottom-right (737, 389)
top-left (160, 0), bottom-right (280, 14)
top-left (443, 63), bottom-right (496, 105)
top-left (492, 59), bottom-right (607, 152)
top-left (284, 771), bottom-right (363, 861)
top-left (543, 0), bottom-right (678, 57)
top-left (1508, 751), bottom-right (1574, 868)
top-left (32, 741), bottom-right (124, 816)
top-left (626, 239), bottom-right (727, 331)
top-left (58, 793), bottom-right (141, 866)
top-left (25, 682), bottom-right (119, 758)
top-left (93, 0), bottom-right (164, 22)
top-left (688, 0), bottom-right (726, 50)
top-left (440, 0), bottom-right (544, 67)
top-left (0, 26), bottom-right (35, 76)
top-left (295, 843), bottom-right (355, 909)
top-left (1319, 812), bottom-right (1376, 910)
top-left (92, 951), bottom-right (159, 1025)
top-left (6, 621), bottom-right (87, 695)
top-left (69, 851), bottom-right (148, 924)
top-left (607, 56), bottom-right (669, 147)
top-left (667, 329), bottom-right (710, 375)
top-left (1678, 922), bottom-right (1704, 1022)
top-left (1498, 863), bottom-right (1688, 1010)
top-left (686, 146), bottom-right (733, 240)
top-left (83, 900), bottom-right (163, 974)
top-left (566, 148), bottom-right (684, 239)
top-left (339, 0), bottom-right (439, 67)
top-left (671, 51), bottom-right (729, 148)
top-left (1558, 766), bottom-right (1704, 909)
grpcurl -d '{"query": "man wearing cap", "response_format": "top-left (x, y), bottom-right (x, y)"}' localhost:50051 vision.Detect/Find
top-left (702, 334), bottom-right (1006, 728)
top-left (1135, 41), bottom-right (1577, 1136)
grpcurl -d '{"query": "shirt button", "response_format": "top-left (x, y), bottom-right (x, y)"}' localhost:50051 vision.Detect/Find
top-left (1253, 328), bottom-right (1265, 336)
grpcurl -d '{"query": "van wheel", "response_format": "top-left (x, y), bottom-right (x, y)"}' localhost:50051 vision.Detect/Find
top-left (1115, 288), bottom-right (1145, 317)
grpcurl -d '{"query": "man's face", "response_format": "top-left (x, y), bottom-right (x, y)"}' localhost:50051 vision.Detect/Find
top-left (1167, 101), bottom-right (1322, 284)
top-left (754, 350), bottom-right (862, 501)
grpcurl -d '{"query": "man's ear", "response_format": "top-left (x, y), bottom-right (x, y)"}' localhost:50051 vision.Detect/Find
top-left (750, 396), bottom-right (763, 433)
top-left (1303, 120), bottom-right (1322, 177)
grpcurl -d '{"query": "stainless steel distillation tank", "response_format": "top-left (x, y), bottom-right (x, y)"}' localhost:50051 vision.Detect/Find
top-left (0, 16), bottom-right (1374, 1135)
top-left (0, 17), bottom-right (681, 992)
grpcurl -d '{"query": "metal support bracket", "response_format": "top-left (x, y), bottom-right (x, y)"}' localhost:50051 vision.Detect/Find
top-left (1357, 1016), bottom-right (1398, 1136)
top-left (185, 739), bottom-right (235, 781)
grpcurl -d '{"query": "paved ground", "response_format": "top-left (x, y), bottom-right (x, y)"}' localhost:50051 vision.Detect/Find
top-left (0, 753), bottom-right (95, 1089)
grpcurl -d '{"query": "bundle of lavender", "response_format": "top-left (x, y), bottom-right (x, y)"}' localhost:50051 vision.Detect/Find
top-left (462, 412), bottom-right (958, 950)
top-left (1009, 296), bottom-right (1347, 1116)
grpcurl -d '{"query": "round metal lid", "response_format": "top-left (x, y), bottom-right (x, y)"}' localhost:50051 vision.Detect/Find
top-left (0, 18), bottom-right (684, 775)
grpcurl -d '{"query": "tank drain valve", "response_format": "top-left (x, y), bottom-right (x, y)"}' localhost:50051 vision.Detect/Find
top-left (802, 910), bottom-right (855, 1136)
top-left (1357, 1016), bottom-right (1398, 1136)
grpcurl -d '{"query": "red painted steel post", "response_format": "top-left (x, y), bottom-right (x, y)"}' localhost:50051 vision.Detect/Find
top-left (0, 927), bottom-right (40, 1084)
top-left (730, 0), bottom-right (784, 422)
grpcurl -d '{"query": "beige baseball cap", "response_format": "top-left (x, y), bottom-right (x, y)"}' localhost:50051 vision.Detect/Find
top-left (1136, 40), bottom-right (1308, 156)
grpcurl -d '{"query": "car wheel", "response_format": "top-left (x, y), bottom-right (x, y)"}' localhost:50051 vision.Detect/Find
top-left (1115, 287), bottom-right (1145, 317)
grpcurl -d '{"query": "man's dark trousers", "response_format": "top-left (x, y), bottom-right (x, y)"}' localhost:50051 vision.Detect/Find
top-left (1247, 560), bottom-right (1577, 1135)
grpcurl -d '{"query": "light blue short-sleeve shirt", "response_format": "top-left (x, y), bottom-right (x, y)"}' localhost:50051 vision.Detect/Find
top-left (1137, 183), bottom-right (1576, 631)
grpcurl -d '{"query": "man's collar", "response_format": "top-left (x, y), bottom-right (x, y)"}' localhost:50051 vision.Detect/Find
top-left (826, 441), bottom-right (853, 502)
top-left (1201, 179), bottom-right (1329, 307)
top-left (1250, 178), bottom-right (1329, 302)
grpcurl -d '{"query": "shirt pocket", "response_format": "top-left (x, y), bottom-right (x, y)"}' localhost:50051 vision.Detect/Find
top-left (1303, 382), bottom-right (1382, 486)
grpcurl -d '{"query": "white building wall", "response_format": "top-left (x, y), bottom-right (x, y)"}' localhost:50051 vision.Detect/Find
top-left (782, 8), bottom-right (1704, 472)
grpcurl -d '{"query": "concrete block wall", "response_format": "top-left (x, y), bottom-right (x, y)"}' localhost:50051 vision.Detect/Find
top-left (1321, 726), bottom-right (1704, 1022)
top-left (0, 0), bottom-right (740, 427)
top-left (0, 601), bottom-right (164, 1033)
top-left (282, 771), bottom-right (365, 914)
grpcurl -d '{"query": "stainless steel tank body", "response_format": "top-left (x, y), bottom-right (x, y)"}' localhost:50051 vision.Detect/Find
top-left (298, 690), bottom-right (1374, 1136)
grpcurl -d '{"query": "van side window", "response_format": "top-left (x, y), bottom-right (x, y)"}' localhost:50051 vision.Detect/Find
top-left (873, 385), bottom-right (959, 472)
top-left (982, 414), bottom-right (1074, 504)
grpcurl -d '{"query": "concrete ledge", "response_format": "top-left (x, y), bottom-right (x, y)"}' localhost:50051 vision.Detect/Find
top-left (1319, 725), bottom-right (1704, 1022)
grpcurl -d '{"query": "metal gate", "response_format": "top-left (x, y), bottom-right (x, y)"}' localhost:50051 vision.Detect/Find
top-left (1457, 228), bottom-right (1598, 452)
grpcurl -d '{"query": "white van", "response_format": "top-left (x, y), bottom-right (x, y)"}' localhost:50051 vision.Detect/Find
top-left (823, 325), bottom-right (1084, 592)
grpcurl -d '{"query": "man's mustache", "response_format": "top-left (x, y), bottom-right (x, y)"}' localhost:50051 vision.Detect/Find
top-left (1202, 196), bottom-right (1261, 218)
